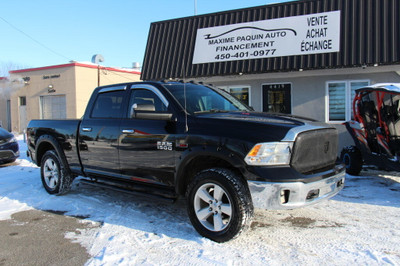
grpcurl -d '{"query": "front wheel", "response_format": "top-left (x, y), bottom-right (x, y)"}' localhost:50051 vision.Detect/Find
top-left (40, 150), bottom-right (73, 195)
top-left (186, 168), bottom-right (254, 242)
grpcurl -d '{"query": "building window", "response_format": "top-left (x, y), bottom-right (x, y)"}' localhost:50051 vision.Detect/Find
top-left (19, 96), bottom-right (26, 106)
top-left (326, 80), bottom-right (369, 122)
top-left (220, 86), bottom-right (251, 106)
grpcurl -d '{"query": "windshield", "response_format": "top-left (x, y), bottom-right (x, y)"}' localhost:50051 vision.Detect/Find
top-left (163, 83), bottom-right (251, 115)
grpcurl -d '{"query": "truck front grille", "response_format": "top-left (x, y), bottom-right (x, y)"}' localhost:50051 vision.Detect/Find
top-left (290, 128), bottom-right (338, 174)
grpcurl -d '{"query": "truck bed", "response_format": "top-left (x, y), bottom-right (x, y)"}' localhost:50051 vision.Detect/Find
top-left (27, 119), bottom-right (82, 173)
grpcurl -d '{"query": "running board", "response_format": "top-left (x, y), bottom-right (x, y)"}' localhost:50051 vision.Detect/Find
top-left (79, 178), bottom-right (177, 203)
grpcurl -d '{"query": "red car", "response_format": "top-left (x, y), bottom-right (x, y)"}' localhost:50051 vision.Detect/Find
top-left (341, 83), bottom-right (400, 175)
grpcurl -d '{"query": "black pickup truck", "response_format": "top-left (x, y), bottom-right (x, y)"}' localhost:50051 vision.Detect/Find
top-left (27, 81), bottom-right (345, 242)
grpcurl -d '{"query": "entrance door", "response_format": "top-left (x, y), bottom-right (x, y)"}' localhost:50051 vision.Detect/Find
top-left (262, 83), bottom-right (291, 114)
top-left (19, 96), bottom-right (27, 132)
top-left (7, 100), bottom-right (11, 131)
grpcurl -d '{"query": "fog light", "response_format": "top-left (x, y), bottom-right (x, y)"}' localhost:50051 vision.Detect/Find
top-left (306, 189), bottom-right (320, 200)
top-left (280, 189), bottom-right (290, 204)
top-left (337, 179), bottom-right (344, 187)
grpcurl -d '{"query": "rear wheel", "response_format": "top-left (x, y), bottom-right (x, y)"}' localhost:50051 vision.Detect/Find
top-left (40, 150), bottom-right (73, 195)
top-left (186, 168), bottom-right (254, 242)
top-left (341, 146), bottom-right (363, 175)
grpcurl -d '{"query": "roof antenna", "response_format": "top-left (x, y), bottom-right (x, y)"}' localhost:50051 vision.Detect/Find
top-left (182, 59), bottom-right (189, 132)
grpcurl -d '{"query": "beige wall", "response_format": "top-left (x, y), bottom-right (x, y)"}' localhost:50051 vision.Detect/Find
top-left (10, 66), bottom-right (76, 132)
top-left (9, 64), bottom-right (141, 132)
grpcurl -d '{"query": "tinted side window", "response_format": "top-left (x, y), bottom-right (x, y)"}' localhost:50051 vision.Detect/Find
top-left (128, 89), bottom-right (167, 118)
top-left (91, 90), bottom-right (125, 118)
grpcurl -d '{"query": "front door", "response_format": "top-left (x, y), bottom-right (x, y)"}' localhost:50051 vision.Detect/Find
top-left (118, 85), bottom-right (176, 187)
top-left (262, 83), bottom-right (291, 114)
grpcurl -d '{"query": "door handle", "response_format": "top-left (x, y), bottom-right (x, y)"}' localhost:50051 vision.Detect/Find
top-left (122, 129), bottom-right (135, 134)
top-left (82, 127), bottom-right (92, 132)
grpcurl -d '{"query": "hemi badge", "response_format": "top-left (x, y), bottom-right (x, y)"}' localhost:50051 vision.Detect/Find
top-left (178, 143), bottom-right (189, 148)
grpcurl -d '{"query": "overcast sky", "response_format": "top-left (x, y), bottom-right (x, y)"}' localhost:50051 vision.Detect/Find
top-left (0, 0), bottom-right (291, 72)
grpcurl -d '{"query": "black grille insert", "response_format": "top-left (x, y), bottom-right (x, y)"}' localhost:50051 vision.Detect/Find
top-left (291, 129), bottom-right (338, 174)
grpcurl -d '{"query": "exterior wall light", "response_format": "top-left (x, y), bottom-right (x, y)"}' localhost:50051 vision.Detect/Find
top-left (48, 84), bottom-right (55, 93)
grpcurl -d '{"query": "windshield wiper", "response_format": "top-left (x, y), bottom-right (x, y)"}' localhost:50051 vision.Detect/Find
top-left (194, 109), bottom-right (229, 114)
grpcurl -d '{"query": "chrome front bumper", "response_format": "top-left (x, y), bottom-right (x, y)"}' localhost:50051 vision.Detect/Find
top-left (248, 166), bottom-right (345, 210)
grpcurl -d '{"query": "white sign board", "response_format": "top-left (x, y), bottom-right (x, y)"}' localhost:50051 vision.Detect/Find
top-left (192, 10), bottom-right (341, 64)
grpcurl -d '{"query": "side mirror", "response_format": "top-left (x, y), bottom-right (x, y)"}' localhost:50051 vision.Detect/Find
top-left (130, 103), bottom-right (155, 117)
top-left (130, 103), bottom-right (174, 121)
top-left (135, 112), bottom-right (174, 121)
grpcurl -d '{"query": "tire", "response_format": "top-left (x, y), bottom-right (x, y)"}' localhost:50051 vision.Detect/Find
top-left (40, 150), bottom-right (73, 195)
top-left (186, 168), bottom-right (254, 242)
top-left (340, 146), bottom-right (363, 175)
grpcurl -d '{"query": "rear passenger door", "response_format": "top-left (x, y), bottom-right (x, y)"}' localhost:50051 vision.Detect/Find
top-left (118, 84), bottom-right (176, 187)
top-left (79, 85), bottom-right (128, 178)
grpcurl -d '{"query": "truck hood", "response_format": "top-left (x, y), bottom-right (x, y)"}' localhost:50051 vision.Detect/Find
top-left (0, 128), bottom-right (13, 141)
top-left (195, 111), bottom-right (313, 126)
top-left (192, 111), bottom-right (332, 143)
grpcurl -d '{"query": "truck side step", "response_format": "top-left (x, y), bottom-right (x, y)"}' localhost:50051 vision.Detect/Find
top-left (79, 178), bottom-right (177, 203)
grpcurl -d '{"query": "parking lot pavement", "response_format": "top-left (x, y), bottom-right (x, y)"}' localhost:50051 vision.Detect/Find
top-left (0, 209), bottom-right (93, 266)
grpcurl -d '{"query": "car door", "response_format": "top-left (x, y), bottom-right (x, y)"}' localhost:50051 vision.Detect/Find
top-left (118, 84), bottom-right (176, 186)
top-left (79, 85), bottom-right (128, 178)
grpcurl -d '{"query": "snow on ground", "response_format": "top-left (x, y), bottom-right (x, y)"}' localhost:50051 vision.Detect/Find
top-left (1, 136), bottom-right (400, 265)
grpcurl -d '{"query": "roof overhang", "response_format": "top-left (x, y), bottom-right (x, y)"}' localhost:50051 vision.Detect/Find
top-left (9, 62), bottom-right (141, 75)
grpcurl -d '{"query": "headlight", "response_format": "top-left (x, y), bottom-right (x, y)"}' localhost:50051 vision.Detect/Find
top-left (6, 137), bottom-right (17, 144)
top-left (245, 142), bottom-right (293, 166)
